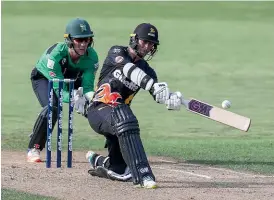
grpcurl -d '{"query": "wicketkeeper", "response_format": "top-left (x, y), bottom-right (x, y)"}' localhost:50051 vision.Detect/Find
top-left (85, 23), bottom-right (183, 189)
top-left (27, 18), bottom-right (99, 162)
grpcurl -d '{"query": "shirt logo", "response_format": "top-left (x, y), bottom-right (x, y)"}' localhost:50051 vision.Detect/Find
top-left (49, 71), bottom-right (56, 77)
top-left (113, 69), bottom-right (138, 91)
top-left (93, 83), bottom-right (122, 107)
top-left (47, 59), bottom-right (55, 69)
top-left (115, 56), bottom-right (124, 63)
top-left (113, 48), bottom-right (121, 53)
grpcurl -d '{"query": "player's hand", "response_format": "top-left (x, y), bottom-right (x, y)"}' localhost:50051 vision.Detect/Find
top-left (152, 82), bottom-right (169, 104)
top-left (74, 87), bottom-right (83, 97)
top-left (74, 87), bottom-right (87, 115)
top-left (74, 95), bottom-right (87, 115)
top-left (166, 91), bottom-right (182, 111)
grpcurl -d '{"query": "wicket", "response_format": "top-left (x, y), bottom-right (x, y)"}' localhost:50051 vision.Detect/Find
top-left (46, 79), bottom-right (74, 168)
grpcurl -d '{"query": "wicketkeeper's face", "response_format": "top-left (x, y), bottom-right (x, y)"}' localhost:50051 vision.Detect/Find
top-left (72, 37), bottom-right (92, 55)
top-left (137, 39), bottom-right (155, 57)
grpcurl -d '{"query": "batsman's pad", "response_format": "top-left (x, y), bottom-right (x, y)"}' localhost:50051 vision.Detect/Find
top-left (28, 106), bottom-right (58, 150)
top-left (112, 104), bottom-right (155, 185)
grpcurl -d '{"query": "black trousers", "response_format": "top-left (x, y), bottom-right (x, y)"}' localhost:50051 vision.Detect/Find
top-left (87, 102), bottom-right (127, 173)
top-left (31, 68), bottom-right (58, 107)
top-left (29, 68), bottom-right (83, 150)
top-left (28, 68), bottom-right (59, 150)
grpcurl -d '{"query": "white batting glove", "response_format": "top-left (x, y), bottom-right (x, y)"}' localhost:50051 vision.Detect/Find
top-left (152, 82), bottom-right (169, 104)
top-left (73, 87), bottom-right (83, 97)
top-left (74, 87), bottom-right (87, 115)
top-left (166, 91), bottom-right (183, 111)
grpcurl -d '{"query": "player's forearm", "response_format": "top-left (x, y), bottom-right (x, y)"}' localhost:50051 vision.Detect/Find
top-left (122, 62), bottom-right (179, 106)
top-left (82, 71), bottom-right (96, 101)
top-left (82, 84), bottom-right (95, 102)
top-left (52, 80), bottom-right (70, 103)
top-left (122, 63), bottom-right (155, 91)
top-left (62, 91), bottom-right (70, 103)
top-left (53, 88), bottom-right (70, 103)
top-left (122, 63), bottom-right (164, 99)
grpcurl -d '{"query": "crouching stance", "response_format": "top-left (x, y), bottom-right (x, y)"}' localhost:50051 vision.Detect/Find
top-left (27, 18), bottom-right (99, 162)
top-left (86, 23), bottom-right (182, 188)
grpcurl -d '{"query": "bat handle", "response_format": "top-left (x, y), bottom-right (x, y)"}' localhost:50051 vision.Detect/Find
top-left (181, 99), bottom-right (190, 109)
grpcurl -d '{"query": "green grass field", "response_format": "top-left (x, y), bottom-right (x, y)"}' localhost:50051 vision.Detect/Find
top-left (2, 2), bottom-right (274, 199)
top-left (2, 188), bottom-right (57, 200)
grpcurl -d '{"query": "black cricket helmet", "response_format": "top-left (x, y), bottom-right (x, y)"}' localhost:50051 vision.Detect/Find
top-left (129, 23), bottom-right (160, 61)
top-left (64, 18), bottom-right (94, 48)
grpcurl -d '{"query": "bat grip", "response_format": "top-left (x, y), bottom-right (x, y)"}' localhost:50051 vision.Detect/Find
top-left (181, 99), bottom-right (190, 109)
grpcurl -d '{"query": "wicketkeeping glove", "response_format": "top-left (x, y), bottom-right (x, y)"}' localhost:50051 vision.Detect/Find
top-left (74, 87), bottom-right (88, 115)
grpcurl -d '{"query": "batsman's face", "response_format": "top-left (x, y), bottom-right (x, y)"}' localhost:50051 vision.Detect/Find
top-left (137, 39), bottom-right (155, 57)
top-left (72, 37), bottom-right (91, 55)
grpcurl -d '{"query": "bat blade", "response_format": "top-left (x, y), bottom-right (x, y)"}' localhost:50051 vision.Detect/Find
top-left (183, 98), bottom-right (251, 132)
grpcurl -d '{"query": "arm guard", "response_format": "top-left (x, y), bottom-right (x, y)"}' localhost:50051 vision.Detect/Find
top-left (123, 63), bottom-right (155, 91)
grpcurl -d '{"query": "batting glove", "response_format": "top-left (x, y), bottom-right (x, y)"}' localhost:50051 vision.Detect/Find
top-left (152, 82), bottom-right (170, 104)
top-left (166, 91), bottom-right (183, 111)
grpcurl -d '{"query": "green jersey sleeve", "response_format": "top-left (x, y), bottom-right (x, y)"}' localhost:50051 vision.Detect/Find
top-left (81, 49), bottom-right (99, 100)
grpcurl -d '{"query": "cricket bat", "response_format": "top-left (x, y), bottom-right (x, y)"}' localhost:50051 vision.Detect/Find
top-left (181, 98), bottom-right (251, 132)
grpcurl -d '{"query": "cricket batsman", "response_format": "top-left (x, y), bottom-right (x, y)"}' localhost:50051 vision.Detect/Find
top-left (27, 18), bottom-right (99, 162)
top-left (85, 23), bottom-right (182, 188)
